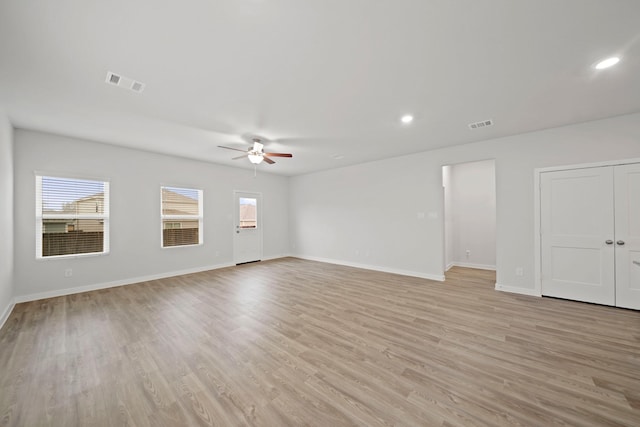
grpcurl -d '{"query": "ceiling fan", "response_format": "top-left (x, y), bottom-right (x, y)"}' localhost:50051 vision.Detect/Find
top-left (218, 138), bottom-right (293, 165)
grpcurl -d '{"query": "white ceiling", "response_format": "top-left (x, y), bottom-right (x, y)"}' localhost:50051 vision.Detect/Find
top-left (1, 0), bottom-right (639, 176)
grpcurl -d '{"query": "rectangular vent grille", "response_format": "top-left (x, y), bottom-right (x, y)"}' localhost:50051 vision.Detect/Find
top-left (130, 81), bottom-right (145, 93)
top-left (105, 71), bottom-right (145, 94)
top-left (106, 72), bottom-right (121, 85)
top-left (468, 119), bottom-right (493, 130)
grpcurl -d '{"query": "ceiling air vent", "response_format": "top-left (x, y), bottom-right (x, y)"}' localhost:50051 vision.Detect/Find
top-left (105, 71), bottom-right (145, 94)
top-left (130, 81), bottom-right (145, 93)
top-left (106, 71), bottom-right (121, 86)
top-left (468, 119), bottom-right (493, 130)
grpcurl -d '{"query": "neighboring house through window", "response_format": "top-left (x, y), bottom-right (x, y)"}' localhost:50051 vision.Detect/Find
top-left (36, 175), bottom-right (110, 258)
top-left (239, 197), bottom-right (258, 228)
top-left (161, 186), bottom-right (203, 247)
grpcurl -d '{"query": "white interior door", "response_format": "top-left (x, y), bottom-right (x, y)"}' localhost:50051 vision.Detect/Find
top-left (233, 191), bottom-right (263, 264)
top-left (614, 164), bottom-right (640, 310)
top-left (541, 167), bottom-right (615, 305)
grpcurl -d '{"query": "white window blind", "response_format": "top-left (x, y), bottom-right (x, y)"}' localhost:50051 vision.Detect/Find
top-left (161, 186), bottom-right (203, 247)
top-left (36, 175), bottom-right (110, 258)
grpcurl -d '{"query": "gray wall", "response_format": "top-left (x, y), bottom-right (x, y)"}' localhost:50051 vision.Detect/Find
top-left (13, 129), bottom-right (290, 299)
top-left (290, 112), bottom-right (640, 292)
top-left (0, 112), bottom-right (14, 324)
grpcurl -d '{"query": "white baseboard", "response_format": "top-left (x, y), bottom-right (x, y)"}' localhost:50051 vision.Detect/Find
top-left (495, 283), bottom-right (541, 297)
top-left (11, 254), bottom-right (439, 305)
top-left (0, 299), bottom-right (16, 331)
top-left (14, 261), bottom-right (237, 304)
top-left (262, 254), bottom-right (292, 262)
top-left (451, 262), bottom-right (496, 271)
top-left (294, 255), bottom-right (445, 282)
top-left (445, 262), bottom-right (455, 272)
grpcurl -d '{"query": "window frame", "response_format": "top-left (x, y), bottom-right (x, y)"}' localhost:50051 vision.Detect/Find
top-left (160, 186), bottom-right (203, 248)
top-left (35, 174), bottom-right (110, 259)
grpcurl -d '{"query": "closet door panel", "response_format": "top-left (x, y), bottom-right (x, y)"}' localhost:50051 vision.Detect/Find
top-left (541, 167), bottom-right (615, 305)
top-left (614, 163), bottom-right (640, 310)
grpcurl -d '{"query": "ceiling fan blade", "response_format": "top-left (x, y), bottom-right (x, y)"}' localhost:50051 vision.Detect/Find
top-left (263, 156), bottom-right (275, 164)
top-left (264, 152), bottom-right (293, 158)
top-left (232, 155), bottom-right (248, 160)
top-left (218, 145), bottom-right (248, 153)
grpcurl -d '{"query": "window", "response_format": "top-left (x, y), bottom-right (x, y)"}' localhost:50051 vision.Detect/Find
top-left (36, 175), bottom-right (110, 258)
top-left (239, 197), bottom-right (257, 228)
top-left (161, 186), bottom-right (203, 247)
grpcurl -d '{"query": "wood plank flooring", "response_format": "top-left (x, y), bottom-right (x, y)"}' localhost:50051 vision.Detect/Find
top-left (1, 258), bottom-right (639, 426)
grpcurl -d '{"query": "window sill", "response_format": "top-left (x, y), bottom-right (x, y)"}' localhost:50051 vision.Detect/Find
top-left (36, 251), bottom-right (110, 261)
top-left (161, 243), bottom-right (203, 250)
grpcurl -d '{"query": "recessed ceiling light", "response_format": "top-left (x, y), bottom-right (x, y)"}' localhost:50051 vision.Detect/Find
top-left (401, 115), bottom-right (414, 124)
top-left (595, 56), bottom-right (620, 70)
top-left (332, 155), bottom-right (344, 160)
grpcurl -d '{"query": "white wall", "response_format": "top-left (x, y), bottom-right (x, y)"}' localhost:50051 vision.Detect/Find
top-left (0, 112), bottom-right (14, 326)
top-left (290, 112), bottom-right (640, 293)
top-left (450, 160), bottom-right (496, 270)
top-left (13, 129), bottom-right (290, 300)
top-left (290, 152), bottom-right (446, 280)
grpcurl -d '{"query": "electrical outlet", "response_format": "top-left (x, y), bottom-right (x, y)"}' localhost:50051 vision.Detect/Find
top-left (516, 267), bottom-right (524, 277)
top-left (64, 268), bottom-right (73, 277)
top-left (466, 249), bottom-right (471, 258)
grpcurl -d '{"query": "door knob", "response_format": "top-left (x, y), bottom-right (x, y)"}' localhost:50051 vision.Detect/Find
top-left (616, 240), bottom-right (625, 245)
top-left (605, 240), bottom-right (613, 245)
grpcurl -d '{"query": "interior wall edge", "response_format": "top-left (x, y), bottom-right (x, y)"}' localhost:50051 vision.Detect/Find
top-left (0, 111), bottom-right (14, 331)
top-left (0, 299), bottom-right (16, 331)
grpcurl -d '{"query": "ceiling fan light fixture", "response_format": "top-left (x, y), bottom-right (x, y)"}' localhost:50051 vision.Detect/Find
top-left (219, 136), bottom-right (292, 166)
top-left (248, 152), bottom-right (264, 164)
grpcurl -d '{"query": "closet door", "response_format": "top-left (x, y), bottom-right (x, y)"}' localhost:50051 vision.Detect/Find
top-left (541, 167), bottom-right (615, 305)
top-left (614, 163), bottom-right (640, 310)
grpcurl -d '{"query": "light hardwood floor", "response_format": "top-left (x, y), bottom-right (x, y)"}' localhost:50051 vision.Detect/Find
top-left (1, 258), bottom-right (639, 426)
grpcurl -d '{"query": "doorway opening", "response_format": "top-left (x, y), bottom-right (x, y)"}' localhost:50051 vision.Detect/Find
top-left (442, 160), bottom-right (496, 276)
